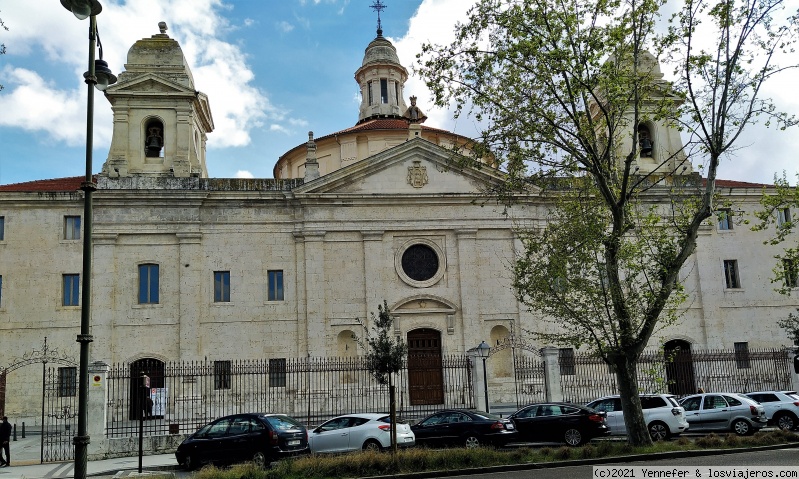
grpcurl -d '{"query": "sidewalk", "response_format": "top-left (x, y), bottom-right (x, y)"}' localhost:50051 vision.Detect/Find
top-left (0, 432), bottom-right (179, 479)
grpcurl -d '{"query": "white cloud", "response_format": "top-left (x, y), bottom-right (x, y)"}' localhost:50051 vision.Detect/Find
top-left (277, 21), bottom-right (295, 33)
top-left (0, 0), bottom-right (275, 151)
top-left (235, 170), bottom-right (254, 178)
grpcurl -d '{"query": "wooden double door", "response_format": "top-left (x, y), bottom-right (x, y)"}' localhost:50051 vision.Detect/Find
top-left (407, 328), bottom-right (444, 405)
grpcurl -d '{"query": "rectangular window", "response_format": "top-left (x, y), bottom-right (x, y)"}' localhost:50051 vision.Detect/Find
top-left (214, 361), bottom-right (232, 390)
top-left (367, 80), bottom-right (373, 105)
top-left (784, 259), bottom-right (799, 288)
top-left (558, 348), bottom-right (576, 376)
top-left (214, 271), bottom-right (230, 302)
top-left (778, 207), bottom-right (791, 227)
top-left (0, 216), bottom-right (4, 241)
top-left (380, 78), bottom-right (388, 104)
top-left (64, 216), bottom-right (81, 240)
top-left (0, 275), bottom-right (3, 307)
top-left (63, 274), bottom-right (80, 306)
top-left (58, 367), bottom-right (77, 397)
top-left (138, 264), bottom-right (159, 304)
top-left (717, 209), bottom-right (733, 231)
top-left (723, 260), bottom-right (741, 289)
top-left (734, 342), bottom-right (751, 369)
top-left (268, 270), bottom-right (284, 301)
top-left (269, 358), bottom-right (287, 388)
top-left (394, 81), bottom-right (399, 105)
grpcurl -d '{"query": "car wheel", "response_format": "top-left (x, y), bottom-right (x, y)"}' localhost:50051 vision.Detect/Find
top-left (648, 421), bottom-right (670, 441)
top-left (731, 419), bottom-right (752, 436)
top-left (183, 455), bottom-right (196, 471)
top-left (564, 428), bottom-right (583, 446)
top-left (774, 412), bottom-right (797, 431)
top-left (252, 451), bottom-right (269, 469)
top-left (463, 434), bottom-right (481, 449)
top-left (363, 439), bottom-right (382, 452)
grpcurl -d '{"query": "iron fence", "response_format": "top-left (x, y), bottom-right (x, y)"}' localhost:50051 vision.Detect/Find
top-left (512, 355), bottom-right (546, 407)
top-left (558, 348), bottom-right (792, 404)
top-left (106, 355), bottom-right (473, 438)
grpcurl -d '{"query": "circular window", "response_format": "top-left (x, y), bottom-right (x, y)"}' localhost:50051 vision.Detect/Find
top-left (395, 239), bottom-right (445, 288)
top-left (402, 244), bottom-right (439, 281)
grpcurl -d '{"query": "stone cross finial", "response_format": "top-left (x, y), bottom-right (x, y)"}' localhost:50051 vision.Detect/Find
top-left (158, 22), bottom-right (168, 34)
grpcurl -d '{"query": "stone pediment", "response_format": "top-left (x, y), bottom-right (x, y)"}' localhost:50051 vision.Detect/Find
top-left (106, 73), bottom-right (196, 96)
top-left (293, 138), bottom-right (527, 196)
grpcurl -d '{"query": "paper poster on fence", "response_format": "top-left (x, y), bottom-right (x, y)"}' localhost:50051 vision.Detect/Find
top-left (150, 387), bottom-right (167, 417)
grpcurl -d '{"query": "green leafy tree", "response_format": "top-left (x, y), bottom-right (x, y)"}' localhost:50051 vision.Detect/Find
top-left (356, 300), bottom-right (407, 453)
top-left (754, 173), bottom-right (799, 295)
top-left (418, 0), bottom-right (797, 446)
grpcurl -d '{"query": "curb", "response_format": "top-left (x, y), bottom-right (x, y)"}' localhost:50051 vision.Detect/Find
top-left (362, 442), bottom-right (799, 479)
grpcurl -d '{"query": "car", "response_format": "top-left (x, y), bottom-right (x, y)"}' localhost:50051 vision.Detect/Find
top-left (410, 409), bottom-right (517, 448)
top-left (308, 413), bottom-right (415, 453)
top-left (508, 402), bottom-right (610, 446)
top-left (744, 391), bottom-right (799, 431)
top-left (586, 394), bottom-right (689, 440)
top-left (679, 393), bottom-right (767, 435)
top-left (175, 413), bottom-right (309, 470)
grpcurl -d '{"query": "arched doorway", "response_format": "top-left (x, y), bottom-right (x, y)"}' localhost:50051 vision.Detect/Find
top-left (128, 358), bottom-right (165, 420)
top-left (664, 339), bottom-right (696, 395)
top-left (407, 329), bottom-right (444, 405)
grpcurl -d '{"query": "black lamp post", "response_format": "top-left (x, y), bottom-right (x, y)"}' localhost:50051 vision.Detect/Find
top-left (59, 1), bottom-right (116, 478)
top-left (476, 340), bottom-right (490, 413)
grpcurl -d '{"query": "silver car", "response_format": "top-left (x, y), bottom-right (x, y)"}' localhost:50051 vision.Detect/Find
top-left (745, 390), bottom-right (799, 430)
top-left (586, 394), bottom-right (688, 440)
top-left (679, 393), bottom-right (767, 435)
top-left (309, 413), bottom-right (415, 453)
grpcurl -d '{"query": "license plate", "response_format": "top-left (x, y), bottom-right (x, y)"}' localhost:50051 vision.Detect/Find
top-left (506, 424), bottom-right (514, 430)
top-left (288, 440), bottom-right (300, 446)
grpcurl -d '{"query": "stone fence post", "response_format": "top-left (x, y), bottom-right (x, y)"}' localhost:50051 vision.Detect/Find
top-left (541, 347), bottom-right (563, 402)
top-left (87, 361), bottom-right (110, 459)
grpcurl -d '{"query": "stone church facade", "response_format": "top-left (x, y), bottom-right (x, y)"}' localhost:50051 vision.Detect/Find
top-left (0, 26), bottom-right (796, 422)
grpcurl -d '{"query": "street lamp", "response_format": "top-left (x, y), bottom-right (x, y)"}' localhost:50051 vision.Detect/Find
top-left (476, 340), bottom-right (490, 413)
top-left (60, 1), bottom-right (117, 479)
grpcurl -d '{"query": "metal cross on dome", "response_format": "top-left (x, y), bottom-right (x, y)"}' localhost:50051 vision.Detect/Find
top-left (370, 0), bottom-right (387, 36)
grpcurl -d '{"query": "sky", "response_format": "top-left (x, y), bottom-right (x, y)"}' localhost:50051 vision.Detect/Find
top-left (0, 0), bottom-right (797, 186)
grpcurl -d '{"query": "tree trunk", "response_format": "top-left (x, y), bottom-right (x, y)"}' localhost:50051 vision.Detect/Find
top-left (389, 377), bottom-right (398, 454)
top-left (615, 354), bottom-right (652, 447)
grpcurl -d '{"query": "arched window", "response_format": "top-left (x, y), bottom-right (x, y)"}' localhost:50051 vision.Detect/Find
top-left (145, 119), bottom-right (164, 157)
top-left (638, 124), bottom-right (653, 157)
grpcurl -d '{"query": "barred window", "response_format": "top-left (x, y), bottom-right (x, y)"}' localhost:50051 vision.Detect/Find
top-left (734, 342), bottom-right (750, 369)
top-left (58, 367), bottom-right (77, 397)
top-left (269, 358), bottom-right (287, 388)
top-left (558, 348), bottom-right (575, 376)
top-left (214, 361), bottom-right (231, 390)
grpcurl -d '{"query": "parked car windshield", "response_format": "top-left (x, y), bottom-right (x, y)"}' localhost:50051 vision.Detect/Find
top-left (265, 415), bottom-right (302, 430)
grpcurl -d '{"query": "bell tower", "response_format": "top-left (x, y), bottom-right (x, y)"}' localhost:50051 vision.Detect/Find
top-left (101, 22), bottom-right (213, 178)
top-left (354, 2), bottom-right (409, 123)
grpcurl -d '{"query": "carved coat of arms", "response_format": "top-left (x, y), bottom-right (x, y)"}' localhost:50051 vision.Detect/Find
top-left (407, 160), bottom-right (428, 188)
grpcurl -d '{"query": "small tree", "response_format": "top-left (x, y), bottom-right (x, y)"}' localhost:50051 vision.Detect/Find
top-left (356, 300), bottom-right (408, 453)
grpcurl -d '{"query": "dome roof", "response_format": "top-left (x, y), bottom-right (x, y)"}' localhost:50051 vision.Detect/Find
top-left (361, 34), bottom-right (402, 68)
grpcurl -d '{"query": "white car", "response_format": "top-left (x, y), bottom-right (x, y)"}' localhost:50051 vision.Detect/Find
top-left (679, 393), bottom-right (767, 435)
top-left (586, 394), bottom-right (689, 440)
top-left (745, 391), bottom-right (799, 430)
top-left (308, 413), bottom-right (415, 453)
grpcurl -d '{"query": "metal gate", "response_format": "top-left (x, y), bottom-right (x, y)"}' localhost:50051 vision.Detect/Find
top-left (42, 366), bottom-right (77, 463)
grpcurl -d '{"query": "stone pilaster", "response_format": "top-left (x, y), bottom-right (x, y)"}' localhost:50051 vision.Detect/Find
top-left (177, 233), bottom-right (203, 360)
top-left (455, 229), bottom-right (479, 352)
top-left (301, 231), bottom-right (326, 355)
top-left (86, 361), bottom-right (110, 459)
